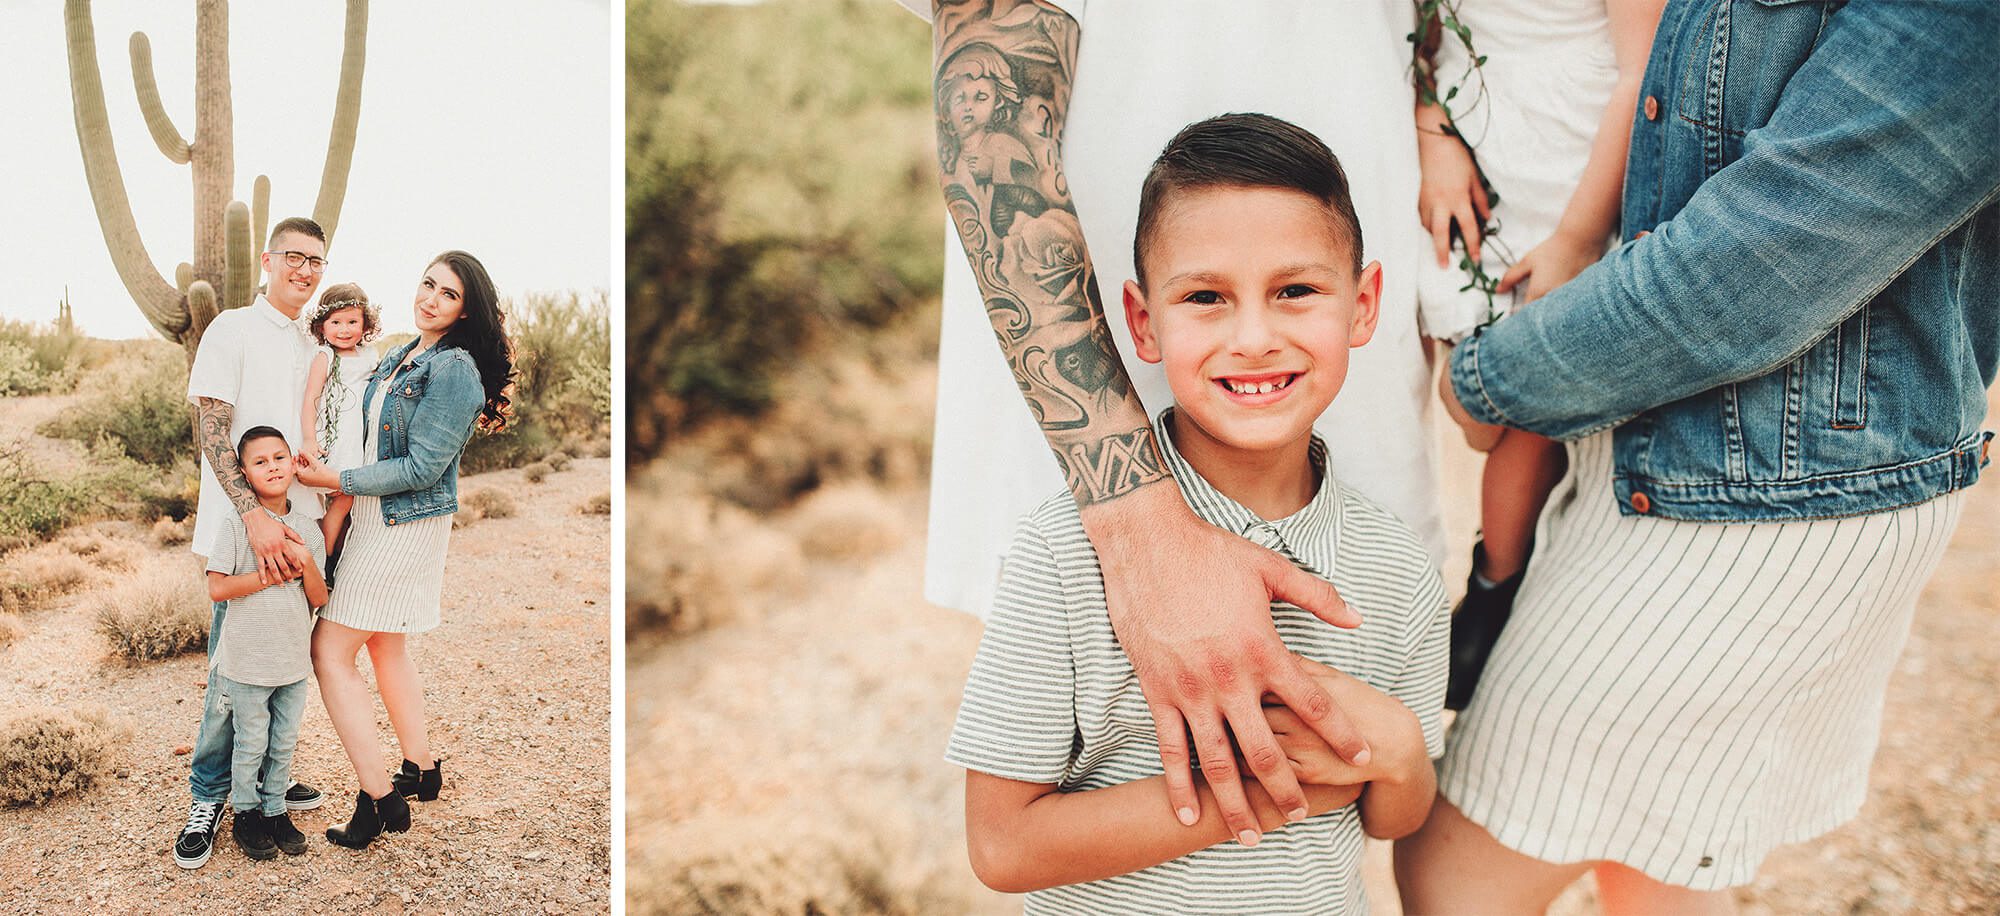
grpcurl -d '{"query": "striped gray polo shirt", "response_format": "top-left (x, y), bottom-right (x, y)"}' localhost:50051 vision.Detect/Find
top-left (946, 412), bottom-right (1450, 914)
top-left (207, 502), bottom-right (326, 687)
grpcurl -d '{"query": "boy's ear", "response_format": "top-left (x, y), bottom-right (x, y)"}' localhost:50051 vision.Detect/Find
top-left (1347, 261), bottom-right (1383, 348)
top-left (1123, 279), bottom-right (1164, 364)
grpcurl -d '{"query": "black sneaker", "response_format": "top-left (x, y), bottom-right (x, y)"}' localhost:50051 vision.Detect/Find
top-left (173, 801), bottom-right (223, 870)
top-left (1446, 541), bottom-right (1528, 712)
top-left (265, 812), bottom-right (309, 856)
top-left (285, 780), bottom-right (325, 811)
top-left (233, 810), bottom-right (279, 861)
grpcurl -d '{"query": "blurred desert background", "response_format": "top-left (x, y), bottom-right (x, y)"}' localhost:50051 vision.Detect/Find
top-left (624, 1), bottom-right (1999, 913)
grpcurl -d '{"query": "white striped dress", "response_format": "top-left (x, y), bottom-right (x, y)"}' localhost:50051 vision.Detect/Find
top-left (319, 383), bottom-right (453, 634)
top-left (946, 415), bottom-right (1451, 914)
top-left (1438, 430), bottom-right (1965, 890)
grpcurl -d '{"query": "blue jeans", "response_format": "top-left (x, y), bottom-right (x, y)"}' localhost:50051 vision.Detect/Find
top-left (216, 676), bottom-right (309, 816)
top-left (188, 601), bottom-right (234, 804)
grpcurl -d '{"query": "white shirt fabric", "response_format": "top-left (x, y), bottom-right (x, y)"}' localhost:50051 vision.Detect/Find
top-left (899, 0), bottom-right (1445, 616)
top-left (185, 296), bottom-right (324, 559)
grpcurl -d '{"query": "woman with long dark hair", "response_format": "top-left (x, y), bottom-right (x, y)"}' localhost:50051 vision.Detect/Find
top-left (295, 250), bottom-right (515, 848)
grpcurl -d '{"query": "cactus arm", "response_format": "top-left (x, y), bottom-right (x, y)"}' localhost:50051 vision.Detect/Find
top-left (186, 281), bottom-right (219, 355)
top-left (223, 202), bottom-right (255, 313)
top-left (128, 32), bottom-right (191, 164)
top-left (175, 263), bottom-right (193, 294)
top-left (65, 0), bottom-right (189, 340)
top-left (251, 175), bottom-right (270, 251)
top-left (312, 0), bottom-right (367, 248)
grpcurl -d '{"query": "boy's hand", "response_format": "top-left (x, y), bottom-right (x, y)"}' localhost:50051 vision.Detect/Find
top-left (281, 539), bottom-right (315, 575)
top-left (244, 510), bottom-right (305, 585)
top-left (1262, 656), bottom-right (1427, 788)
top-left (1415, 106), bottom-right (1491, 267)
top-left (1497, 231), bottom-right (1604, 304)
top-left (1089, 485), bottom-right (1370, 848)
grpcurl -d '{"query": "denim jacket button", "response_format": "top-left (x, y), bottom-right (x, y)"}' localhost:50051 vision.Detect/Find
top-left (1644, 95), bottom-right (1659, 121)
top-left (1630, 492), bottom-right (1652, 514)
top-left (386, 517), bottom-right (397, 526)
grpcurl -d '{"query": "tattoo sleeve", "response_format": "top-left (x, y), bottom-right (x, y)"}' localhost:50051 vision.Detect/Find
top-left (196, 397), bottom-right (260, 516)
top-left (932, 0), bottom-right (1171, 506)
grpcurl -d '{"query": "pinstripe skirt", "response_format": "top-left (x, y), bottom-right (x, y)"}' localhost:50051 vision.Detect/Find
top-left (319, 493), bottom-right (451, 634)
top-left (1437, 432), bottom-right (1964, 890)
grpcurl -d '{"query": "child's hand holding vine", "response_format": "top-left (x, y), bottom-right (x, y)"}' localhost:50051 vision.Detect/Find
top-left (1496, 230), bottom-right (1605, 304)
top-left (1415, 104), bottom-right (1491, 267)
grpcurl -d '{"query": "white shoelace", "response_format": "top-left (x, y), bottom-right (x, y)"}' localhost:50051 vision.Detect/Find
top-left (182, 801), bottom-right (220, 835)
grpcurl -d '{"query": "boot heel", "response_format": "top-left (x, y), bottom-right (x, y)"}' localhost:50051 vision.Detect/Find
top-left (378, 790), bottom-right (412, 834)
top-left (326, 790), bottom-right (384, 849)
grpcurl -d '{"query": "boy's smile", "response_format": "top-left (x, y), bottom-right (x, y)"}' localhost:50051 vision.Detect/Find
top-left (1126, 185), bottom-right (1381, 461)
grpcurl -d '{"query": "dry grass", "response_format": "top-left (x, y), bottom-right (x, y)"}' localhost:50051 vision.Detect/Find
top-left (0, 613), bottom-right (23, 649)
top-left (465, 488), bottom-right (518, 519)
top-left (787, 483), bottom-right (902, 561)
top-left (0, 706), bottom-right (122, 807)
top-left (150, 515), bottom-right (191, 547)
top-left (547, 451), bottom-right (574, 472)
top-left (94, 566), bottom-right (207, 662)
top-left (581, 492), bottom-right (611, 516)
top-left (523, 460), bottom-right (554, 484)
top-left (0, 547), bottom-right (96, 613)
top-left (627, 466), bottom-right (804, 638)
top-left (54, 528), bottom-right (143, 570)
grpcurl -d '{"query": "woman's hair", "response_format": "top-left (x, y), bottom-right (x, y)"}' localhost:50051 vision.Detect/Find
top-left (428, 250), bottom-right (516, 433)
top-left (307, 282), bottom-right (382, 346)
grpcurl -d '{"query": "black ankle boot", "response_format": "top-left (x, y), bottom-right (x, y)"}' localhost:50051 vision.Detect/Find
top-left (392, 758), bottom-right (442, 801)
top-left (376, 788), bottom-right (411, 834)
top-left (326, 789), bottom-right (394, 849)
top-left (1446, 541), bottom-right (1529, 712)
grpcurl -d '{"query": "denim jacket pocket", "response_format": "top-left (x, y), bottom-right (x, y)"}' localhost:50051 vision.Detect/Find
top-left (1828, 307), bottom-right (1869, 429)
top-left (1679, 0), bottom-right (1838, 168)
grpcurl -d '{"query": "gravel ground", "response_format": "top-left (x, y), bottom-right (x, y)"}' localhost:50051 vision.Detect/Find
top-left (628, 388), bottom-right (1999, 914)
top-left (0, 458), bottom-right (613, 914)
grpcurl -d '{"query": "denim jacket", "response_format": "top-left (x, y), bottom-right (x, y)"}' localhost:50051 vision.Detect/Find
top-left (338, 338), bottom-right (485, 525)
top-left (1450, 0), bottom-right (1998, 522)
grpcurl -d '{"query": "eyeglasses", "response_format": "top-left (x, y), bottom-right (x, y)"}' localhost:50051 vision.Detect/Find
top-left (267, 250), bottom-right (329, 274)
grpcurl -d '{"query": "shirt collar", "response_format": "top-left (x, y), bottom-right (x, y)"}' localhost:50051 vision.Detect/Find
top-left (1154, 407), bottom-right (1342, 578)
top-left (253, 294), bottom-right (311, 334)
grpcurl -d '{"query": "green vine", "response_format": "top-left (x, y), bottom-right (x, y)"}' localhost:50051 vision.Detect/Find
top-left (1410, 0), bottom-right (1515, 328)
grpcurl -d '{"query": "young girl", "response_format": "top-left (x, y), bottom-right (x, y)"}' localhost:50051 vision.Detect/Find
top-left (1411, 0), bottom-right (1665, 710)
top-left (299, 283), bottom-right (381, 563)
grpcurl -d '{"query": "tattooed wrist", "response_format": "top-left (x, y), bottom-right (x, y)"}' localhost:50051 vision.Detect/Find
top-left (1053, 426), bottom-right (1172, 506)
top-left (196, 397), bottom-right (260, 516)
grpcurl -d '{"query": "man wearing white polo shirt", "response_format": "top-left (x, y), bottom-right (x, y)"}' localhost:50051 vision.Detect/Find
top-left (173, 216), bottom-right (330, 869)
top-left (909, 0), bottom-right (1437, 849)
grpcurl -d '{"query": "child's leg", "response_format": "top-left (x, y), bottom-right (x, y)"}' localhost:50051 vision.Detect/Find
top-left (221, 678), bottom-right (274, 817)
top-left (366, 632), bottom-right (432, 768)
top-left (1394, 795), bottom-right (1591, 914)
top-left (1478, 429), bottom-right (1568, 581)
top-left (1594, 861), bottom-right (1737, 916)
top-left (259, 680), bottom-right (311, 816)
top-left (322, 494), bottom-right (353, 560)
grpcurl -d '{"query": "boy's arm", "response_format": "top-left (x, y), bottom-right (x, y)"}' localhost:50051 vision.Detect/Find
top-left (291, 540), bottom-right (329, 608)
top-left (300, 350), bottom-right (331, 458)
top-left (931, 0), bottom-right (1367, 838)
top-left (1261, 659), bottom-right (1435, 840)
top-left (965, 769), bottom-right (1362, 894)
top-left (207, 570), bottom-right (269, 603)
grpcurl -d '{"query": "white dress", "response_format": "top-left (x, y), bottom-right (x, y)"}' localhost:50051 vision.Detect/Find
top-left (314, 344), bottom-right (376, 473)
top-left (318, 383), bottom-right (453, 634)
top-left (1438, 432), bottom-right (1965, 889)
top-left (1414, 0), bottom-right (1619, 340)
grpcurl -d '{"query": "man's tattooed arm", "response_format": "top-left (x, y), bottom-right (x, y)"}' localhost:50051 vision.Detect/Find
top-left (932, 0), bottom-right (1168, 506)
top-left (196, 397), bottom-right (260, 516)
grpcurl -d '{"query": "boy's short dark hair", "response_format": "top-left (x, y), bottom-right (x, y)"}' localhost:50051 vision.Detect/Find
top-left (237, 426), bottom-right (289, 456)
top-left (1134, 113), bottom-right (1364, 287)
top-left (267, 216), bottom-right (326, 247)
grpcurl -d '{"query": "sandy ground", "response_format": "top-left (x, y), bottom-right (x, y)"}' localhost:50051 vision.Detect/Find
top-left (0, 406), bottom-right (613, 914)
top-left (629, 386), bottom-right (1998, 914)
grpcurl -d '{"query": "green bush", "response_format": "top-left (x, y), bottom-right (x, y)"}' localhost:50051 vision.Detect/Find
top-left (463, 290), bottom-right (611, 473)
top-left (625, 0), bottom-right (941, 457)
top-left (38, 343), bottom-right (190, 468)
top-left (0, 449), bottom-right (96, 552)
top-left (0, 313), bottom-right (85, 396)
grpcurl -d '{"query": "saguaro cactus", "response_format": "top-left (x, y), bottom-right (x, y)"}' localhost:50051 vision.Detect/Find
top-left (65, 0), bottom-right (367, 360)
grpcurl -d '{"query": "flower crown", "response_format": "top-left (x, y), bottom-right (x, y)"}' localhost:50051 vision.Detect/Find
top-left (308, 296), bottom-right (383, 346)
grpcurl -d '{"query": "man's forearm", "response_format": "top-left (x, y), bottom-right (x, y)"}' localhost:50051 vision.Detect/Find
top-left (931, 0), bottom-right (1169, 506)
top-left (196, 397), bottom-right (260, 516)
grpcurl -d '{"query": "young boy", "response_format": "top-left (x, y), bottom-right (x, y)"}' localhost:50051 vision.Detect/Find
top-left (201, 426), bottom-right (328, 862)
top-left (946, 113), bottom-right (1451, 913)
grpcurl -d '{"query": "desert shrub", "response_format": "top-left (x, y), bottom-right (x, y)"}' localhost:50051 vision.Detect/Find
top-left (626, 0), bottom-right (941, 457)
top-left (626, 467), bottom-right (804, 638)
top-left (39, 342), bottom-right (191, 468)
top-left (546, 451), bottom-right (573, 472)
top-left (0, 613), bottom-right (23, 649)
top-left (0, 449), bottom-right (96, 551)
top-left (95, 567), bottom-right (207, 662)
top-left (788, 484), bottom-right (902, 561)
top-left (0, 546), bottom-right (96, 613)
top-left (0, 707), bottom-right (121, 807)
top-left (523, 460), bottom-right (553, 484)
top-left (54, 528), bottom-right (142, 571)
top-left (0, 311), bottom-right (85, 396)
top-left (463, 290), bottom-right (611, 473)
top-left (464, 488), bottom-right (517, 519)
top-left (151, 516), bottom-right (191, 547)
top-left (580, 491), bottom-right (611, 516)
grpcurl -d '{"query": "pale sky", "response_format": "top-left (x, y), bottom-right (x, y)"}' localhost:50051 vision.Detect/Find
top-left (0, 1), bottom-right (612, 341)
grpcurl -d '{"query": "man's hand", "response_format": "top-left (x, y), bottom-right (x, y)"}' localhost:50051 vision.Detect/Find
top-left (243, 509), bottom-right (305, 585)
top-left (1086, 483), bottom-right (1370, 848)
